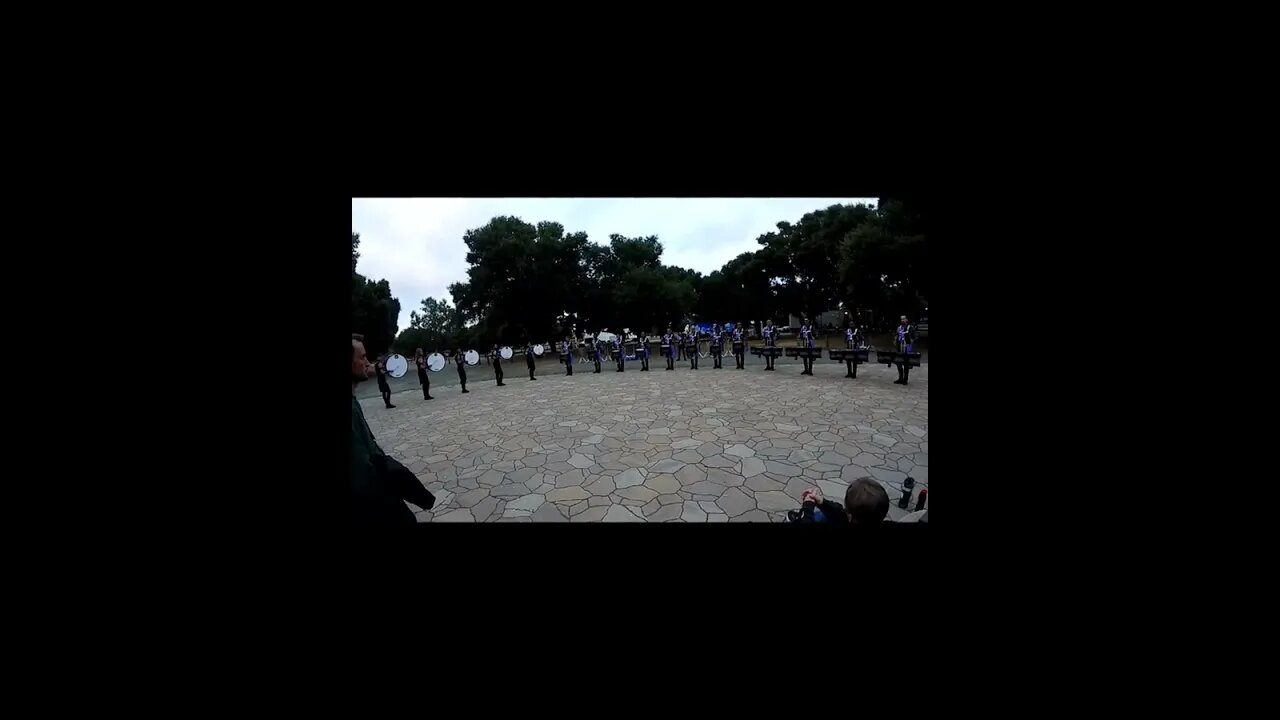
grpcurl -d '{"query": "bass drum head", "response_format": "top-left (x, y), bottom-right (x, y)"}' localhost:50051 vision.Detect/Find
top-left (464, 350), bottom-right (480, 366)
top-left (426, 352), bottom-right (446, 372)
top-left (533, 344), bottom-right (544, 356)
top-left (386, 354), bottom-right (408, 378)
top-left (500, 346), bottom-right (513, 360)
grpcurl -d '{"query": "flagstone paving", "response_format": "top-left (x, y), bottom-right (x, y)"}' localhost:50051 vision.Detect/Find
top-left (359, 360), bottom-right (928, 522)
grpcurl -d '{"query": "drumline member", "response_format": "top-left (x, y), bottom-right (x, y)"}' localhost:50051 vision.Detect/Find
top-left (843, 325), bottom-right (858, 379)
top-left (894, 315), bottom-right (917, 385)
top-left (491, 344), bottom-right (506, 386)
top-left (375, 355), bottom-right (395, 408)
top-left (415, 348), bottom-right (434, 400)
top-left (562, 336), bottom-right (574, 376)
top-left (638, 332), bottom-right (650, 371)
top-left (709, 323), bottom-right (722, 369)
top-left (664, 327), bottom-right (675, 371)
top-left (591, 333), bottom-right (603, 374)
top-left (612, 335), bottom-right (624, 372)
top-left (687, 327), bottom-right (699, 369)
top-left (732, 323), bottom-right (745, 369)
top-left (799, 317), bottom-right (815, 375)
top-left (762, 319), bottom-right (777, 371)
top-left (454, 349), bottom-right (470, 393)
top-left (526, 342), bottom-right (538, 381)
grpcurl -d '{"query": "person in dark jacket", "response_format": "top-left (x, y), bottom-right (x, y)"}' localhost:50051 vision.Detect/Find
top-left (788, 477), bottom-right (890, 524)
top-left (374, 354), bottom-right (395, 408)
top-left (352, 334), bottom-right (435, 528)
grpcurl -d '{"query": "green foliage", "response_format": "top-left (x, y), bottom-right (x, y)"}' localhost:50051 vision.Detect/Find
top-left (351, 231), bottom-right (400, 357)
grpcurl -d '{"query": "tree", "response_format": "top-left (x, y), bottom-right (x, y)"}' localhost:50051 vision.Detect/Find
top-left (351, 231), bottom-right (400, 357)
top-left (837, 199), bottom-right (927, 326)
top-left (399, 296), bottom-right (454, 353)
top-left (351, 276), bottom-right (400, 358)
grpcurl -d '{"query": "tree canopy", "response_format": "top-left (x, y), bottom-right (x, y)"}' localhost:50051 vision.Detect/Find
top-left (351, 232), bottom-right (401, 358)
top-left (362, 198), bottom-right (926, 354)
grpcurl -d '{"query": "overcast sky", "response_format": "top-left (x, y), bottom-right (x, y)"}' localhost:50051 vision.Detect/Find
top-left (352, 198), bottom-right (877, 331)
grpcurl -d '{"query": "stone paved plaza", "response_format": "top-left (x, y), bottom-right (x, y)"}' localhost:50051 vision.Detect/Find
top-left (361, 359), bottom-right (928, 522)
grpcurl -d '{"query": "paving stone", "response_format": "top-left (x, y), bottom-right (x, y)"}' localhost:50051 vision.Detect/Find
top-left (724, 443), bottom-right (755, 458)
top-left (817, 479), bottom-right (849, 502)
top-left (675, 464), bottom-right (706, 486)
top-left (870, 467), bottom-right (908, 486)
top-left (642, 499), bottom-right (662, 516)
top-left (454, 488), bottom-right (490, 508)
top-left (477, 470), bottom-right (505, 487)
top-left (546, 486), bottom-right (591, 503)
top-left (588, 496), bottom-right (612, 507)
top-left (681, 501), bottom-right (707, 522)
top-left (673, 449), bottom-right (704, 463)
top-left (746, 475), bottom-right (785, 493)
top-left (657, 494), bottom-right (683, 506)
top-left (741, 456), bottom-right (767, 477)
top-left (531, 503), bottom-right (567, 522)
top-left (569, 501), bottom-right (590, 517)
top-left (683, 480), bottom-right (727, 497)
top-left (730, 509), bottom-right (772, 522)
top-left (615, 468), bottom-right (646, 488)
top-left (554, 469), bottom-right (587, 487)
top-left (603, 505), bottom-right (644, 522)
top-left (649, 504), bottom-right (683, 522)
top-left (470, 496), bottom-right (499, 523)
top-left (491, 483), bottom-right (531, 498)
top-left (573, 506), bottom-right (609, 522)
top-left (707, 513), bottom-right (729, 522)
top-left (434, 508), bottom-right (474, 523)
top-left (584, 477), bottom-right (616, 496)
top-left (716, 487), bottom-right (755, 517)
top-left (672, 438), bottom-right (702, 449)
top-left (617, 486), bottom-right (659, 502)
top-left (704, 467), bottom-right (744, 487)
top-left (644, 473), bottom-right (681, 494)
top-left (649, 459), bottom-right (685, 473)
top-left (702, 454), bottom-right (737, 469)
top-left (507, 467), bottom-right (538, 484)
top-left (763, 460), bottom-right (801, 477)
top-left (568, 453), bottom-right (594, 469)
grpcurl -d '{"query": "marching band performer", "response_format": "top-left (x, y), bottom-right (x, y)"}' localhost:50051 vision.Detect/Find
top-left (664, 326), bottom-right (675, 371)
top-left (732, 323), bottom-right (745, 369)
top-left (454, 349), bottom-right (470, 393)
top-left (799, 317), bottom-right (815, 375)
top-left (491, 344), bottom-right (506, 386)
top-left (526, 342), bottom-right (537, 381)
top-left (613, 335), bottom-right (624, 372)
top-left (843, 325), bottom-right (858, 379)
top-left (762, 318), bottom-right (777, 371)
top-left (375, 355), bottom-right (395, 408)
top-left (710, 323), bottom-right (723, 369)
top-left (687, 326), bottom-right (699, 369)
top-left (590, 331), bottom-right (603, 374)
top-left (415, 348), bottom-right (434, 400)
top-left (676, 329), bottom-right (685, 362)
top-left (894, 315), bottom-right (917, 385)
top-left (638, 332), bottom-right (650, 371)
top-left (562, 336), bottom-right (574, 376)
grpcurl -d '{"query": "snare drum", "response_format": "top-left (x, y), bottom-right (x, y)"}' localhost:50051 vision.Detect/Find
top-left (464, 350), bottom-right (480, 366)
top-left (499, 346), bottom-right (514, 360)
top-left (426, 352), bottom-right (446, 371)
